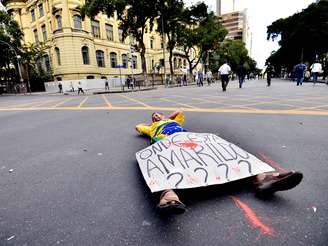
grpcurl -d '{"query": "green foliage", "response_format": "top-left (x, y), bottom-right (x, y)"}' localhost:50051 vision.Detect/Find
top-left (82, 0), bottom-right (158, 80)
top-left (209, 40), bottom-right (257, 73)
top-left (267, 1), bottom-right (328, 69)
top-left (176, 7), bottom-right (227, 74)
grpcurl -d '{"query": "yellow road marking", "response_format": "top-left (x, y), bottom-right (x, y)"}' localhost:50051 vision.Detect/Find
top-left (2, 100), bottom-right (49, 108)
top-left (160, 98), bottom-right (198, 109)
top-left (1, 106), bottom-right (328, 116)
top-left (29, 99), bottom-right (58, 107)
top-left (102, 95), bottom-right (113, 108)
top-left (52, 98), bottom-right (74, 108)
top-left (117, 94), bottom-right (151, 108)
top-left (78, 96), bottom-right (89, 108)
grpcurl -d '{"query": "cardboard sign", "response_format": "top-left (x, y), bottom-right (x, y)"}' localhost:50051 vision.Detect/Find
top-left (136, 132), bottom-right (274, 193)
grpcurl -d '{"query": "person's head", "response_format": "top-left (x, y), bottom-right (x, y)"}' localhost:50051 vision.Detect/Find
top-left (151, 112), bottom-right (165, 122)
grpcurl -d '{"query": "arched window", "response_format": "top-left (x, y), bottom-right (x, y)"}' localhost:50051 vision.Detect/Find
top-left (178, 58), bottom-right (182, 68)
top-left (132, 55), bottom-right (137, 69)
top-left (81, 46), bottom-right (89, 65)
top-left (43, 54), bottom-right (51, 71)
top-left (110, 52), bottom-right (117, 68)
top-left (122, 54), bottom-right (128, 68)
top-left (183, 59), bottom-right (186, 67)
top-left (55, 47), bottom-right (61, 65)
top-left (73, 15), bottom-right (82, 29)
top-left (56, 15), bottom-right (62, 29)
top-left (173, 57), bottom-right (177, 69)
top-left (96, 50), bottom-right (105, 67)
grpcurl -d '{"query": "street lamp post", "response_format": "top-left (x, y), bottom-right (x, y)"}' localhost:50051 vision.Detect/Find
top-left (0, 40), bottom-right (29, 93)
top-left (158, 11), bottom-right (167, 85)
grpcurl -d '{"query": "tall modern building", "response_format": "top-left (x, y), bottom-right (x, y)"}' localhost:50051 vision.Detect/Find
top-left (217, 0), bottom-right (250, 52)
top-left (2, 0), bottom-right (188, 81)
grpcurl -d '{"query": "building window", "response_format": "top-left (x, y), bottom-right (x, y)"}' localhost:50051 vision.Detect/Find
top-left (33, 29), bottom-right (39, 44)
top-left (132, 55), bottom-right (137, 69)
top-left (55, 47), bottom-right (61, 65)
top-left (178, 59), bottom-right (182, 68)
top-left (81, 46), bottom-right (90, 65)
top-left (173, 57), bottom-right (177, 69)
top-left (110, 52), bottom-right (117, 68)
top-left (56, 15), bottom-right (62, 29)
top-left (150, 38), bottom-right (154, 49)
top-left (105, 24), bottom-right (113, 41)
top-left (31, 9), bottom-right (35, 22)
top-left (91, 20), bottom-right (100, 38)
top-left (96, 50), bottom-right (105, 67)
top-left (44, 54), bottom-right (51, 71)
top-left (161, 42), bottom-right (163, 49)
top-left (41, 25), bottom-right (47, 41)
top-left (38, 4), bottom-right (44, 17)
top-left (122, 54), bottom-right (128, 68)
top-left (183, 59), bottom-right (186, 67)
top-left (73, 15), bottom-right (82, 30)
top-left (86, 75), bottom-right (95, 79)
top-left (160, 58), bottom-right (164, 67)
top-left (118, 28), bottom-right (123, 43)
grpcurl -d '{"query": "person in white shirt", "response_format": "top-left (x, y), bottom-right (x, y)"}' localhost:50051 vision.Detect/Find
top-left (310, 61), bottom-right (322, 85)
top-left (206, 70), bottom-right (213, 85)
top-left (218, 61), bottom-right (231, 91)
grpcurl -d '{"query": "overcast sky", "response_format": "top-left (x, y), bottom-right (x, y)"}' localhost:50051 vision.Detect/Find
top-left (185, 0), bottom-right (316, 68)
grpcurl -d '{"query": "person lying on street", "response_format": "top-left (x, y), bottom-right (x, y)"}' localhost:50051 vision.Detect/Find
top-left (135, 110), bottom-right (303, 214)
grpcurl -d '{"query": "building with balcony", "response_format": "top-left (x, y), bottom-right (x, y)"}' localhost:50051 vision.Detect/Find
top-left (3, 0), bottom-right (188, 81)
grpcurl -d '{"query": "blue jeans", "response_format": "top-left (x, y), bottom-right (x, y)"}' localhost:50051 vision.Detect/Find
top-left (296, 76), bottom-right (304, 85)
top-left (312, 72), bottom-right (318, 82)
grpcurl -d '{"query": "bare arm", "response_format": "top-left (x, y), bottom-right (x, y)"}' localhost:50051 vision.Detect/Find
top-left (168, 110), bottom-right (183, 120)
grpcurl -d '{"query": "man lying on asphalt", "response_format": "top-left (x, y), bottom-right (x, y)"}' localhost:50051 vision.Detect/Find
top-left (135, 110), bottom-right (303, 214)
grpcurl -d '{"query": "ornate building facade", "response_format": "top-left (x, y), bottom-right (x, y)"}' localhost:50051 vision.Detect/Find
top-left (3, 0), bottom-right (188, 81)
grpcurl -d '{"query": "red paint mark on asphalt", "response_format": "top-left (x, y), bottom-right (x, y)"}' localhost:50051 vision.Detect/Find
top-left (173, 140), bottom-right (199, 149)
top-left (257, 152), bottom-right (287, 172)
top-left (231, 196), bottom-right (276, 240)
top-left (232, 166), bottom-right (241, 173)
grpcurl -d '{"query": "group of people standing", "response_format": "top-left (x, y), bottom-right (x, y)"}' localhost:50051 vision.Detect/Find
top-left (293, 60), bottom-right (326, 86)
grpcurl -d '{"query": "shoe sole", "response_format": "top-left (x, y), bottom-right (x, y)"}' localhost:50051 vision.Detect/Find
top-left (256, 172), bottom-right (303, 197)
top-left (157, 203), bottom-right (186, 215)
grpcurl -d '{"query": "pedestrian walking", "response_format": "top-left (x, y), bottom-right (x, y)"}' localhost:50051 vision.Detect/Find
top-left (58, 82), bottom-right (63, 93)
top-left (77, 81), bottom-right (84, 95)
top-left (183, 74), bottom-right (187, 86)
top-left (294, 62), bottom-right (306, 86)
top-left (206, 70), bottom-right (213, 85)
top-left (105, 78), bottom-right (109, 90)
top-left (70, 82), bottom-right (75, 92)
top-left (197, 70), bottom-right (204, 86)
top-left (236, 63), bottom-right (246, 88)
top-left (310, 60), bottom-right (322, 85)
top-left (218, 61), bottom-right (231, 92)
top-left (264, 62), bottom-right (275, 87)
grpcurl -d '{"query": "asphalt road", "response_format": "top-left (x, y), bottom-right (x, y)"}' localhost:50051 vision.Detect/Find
top-left (0, 79), bottom-right (327, 245)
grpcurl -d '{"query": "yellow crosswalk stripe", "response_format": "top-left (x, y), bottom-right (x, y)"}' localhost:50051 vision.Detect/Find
top-left (117, 94), bottom-right (151, 108)
top-left (102, 95), bottom-right (113, 108)
top-left (52, 98), bottom-right (74, 108)
top-left (160, 98), bottom-right (198, 109)
top-left (78, 97), bottom-right (89, 108)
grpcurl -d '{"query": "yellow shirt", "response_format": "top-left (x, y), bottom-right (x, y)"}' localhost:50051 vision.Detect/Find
top-left (136, 113), bottom-right (185, 143)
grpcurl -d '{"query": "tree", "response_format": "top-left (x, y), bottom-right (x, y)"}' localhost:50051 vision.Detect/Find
top-left (81, 0), bottom-right (157, 83)
top-left (22, 43), bottom-right (53, 91)
top-left (209, 40), bottom-right (255, 73)
top-left (0, 10), bottom-right (24, 91)
top-left (176, 6), bottom-right (227, 76)
top-left (156, 0), bottom-right (185, 77)
top-left (266, 1), bottom-right (328, 69)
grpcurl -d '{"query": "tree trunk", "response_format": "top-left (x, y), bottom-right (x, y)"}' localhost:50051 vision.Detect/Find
top-left (169, 48), bottom-right (174, 78)
top-left (140, 46), bottom-right (148, 85)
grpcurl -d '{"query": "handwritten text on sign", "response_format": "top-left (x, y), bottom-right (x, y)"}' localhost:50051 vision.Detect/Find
top-left (136, 132), bottom-right (274, 192)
